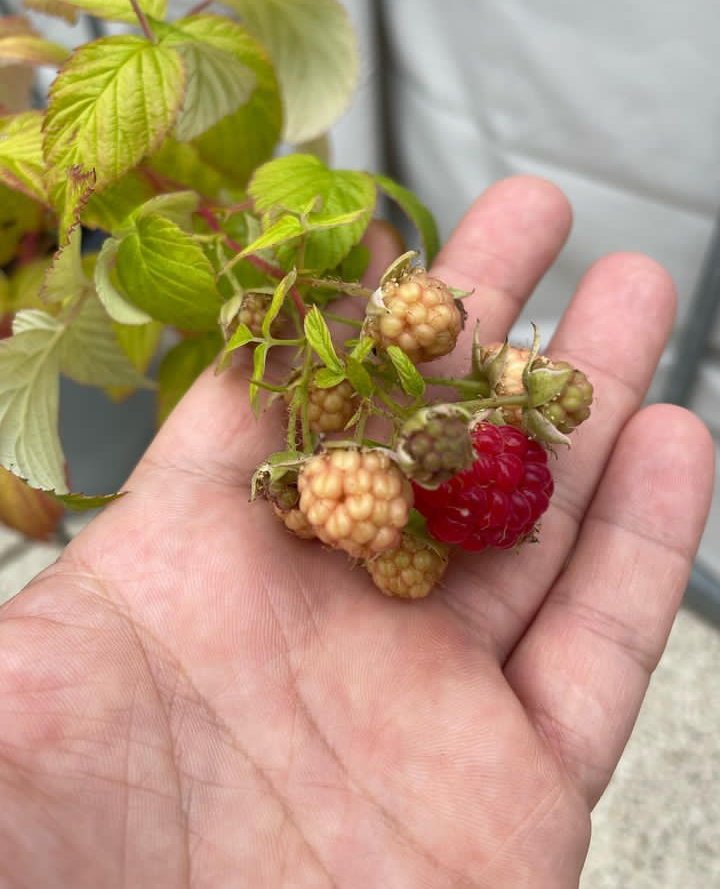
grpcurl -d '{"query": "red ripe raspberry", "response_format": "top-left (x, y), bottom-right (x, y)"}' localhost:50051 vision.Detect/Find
top-left (412, 423), bottom-right (554, 552)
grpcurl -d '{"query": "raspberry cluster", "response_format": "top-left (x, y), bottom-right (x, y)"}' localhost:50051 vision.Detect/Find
top-left (249, 256), bottom-right (592, 600)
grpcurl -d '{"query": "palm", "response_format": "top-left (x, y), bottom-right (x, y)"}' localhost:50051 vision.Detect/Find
top-left (0, 178), bottom-right (713, 889)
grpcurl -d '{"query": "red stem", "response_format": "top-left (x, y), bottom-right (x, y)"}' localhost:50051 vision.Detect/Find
top-left (199, 205), bottom-right (307, 318)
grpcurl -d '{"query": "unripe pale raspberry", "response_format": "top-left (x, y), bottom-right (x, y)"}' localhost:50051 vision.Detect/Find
top-left (366, 534), bottom-right (449, 599)
top-left (367, 269), bottom-right (464, 364)
top-left (307, 380), bottom-right (358, 433)
top-left (396, 404), bottom-right (473, 488)
top-left (238, 292), bottom-right (273, 337)
top-left (477, 343), bottom-right (593, 433)
top-left (273, 504), bottom-right (316, 539)
top-left (297, 449), bottom-right (413, 559)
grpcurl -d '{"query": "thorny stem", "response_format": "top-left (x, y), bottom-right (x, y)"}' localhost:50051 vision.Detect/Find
top-left (353, 406), bottom-right (369, 444)
top-left (299, 346), bottom-right (315, 452)
top-left (129, 0), bottom-right (156, 42)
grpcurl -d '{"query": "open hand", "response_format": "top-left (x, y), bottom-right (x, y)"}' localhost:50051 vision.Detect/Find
top-left (0, 177), bottom-right (714, 888)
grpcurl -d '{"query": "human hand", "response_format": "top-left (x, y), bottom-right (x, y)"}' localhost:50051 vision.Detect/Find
top-left (0, 177), bottom-right (714, 888)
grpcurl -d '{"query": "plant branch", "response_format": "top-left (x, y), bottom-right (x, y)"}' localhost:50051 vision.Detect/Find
top-left (129, 0), bottom-right (156, 42)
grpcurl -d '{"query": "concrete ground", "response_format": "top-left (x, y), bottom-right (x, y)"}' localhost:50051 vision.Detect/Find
top-left (1, 500), bottom-right (719, 887)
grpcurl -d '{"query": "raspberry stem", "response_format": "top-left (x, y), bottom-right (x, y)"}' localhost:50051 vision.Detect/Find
top-left (422, 376), bottom-right (491, 397)
top-left (458, 394), bottom-right (529, 412)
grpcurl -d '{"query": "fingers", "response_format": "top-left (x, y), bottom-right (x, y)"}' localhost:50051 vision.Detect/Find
top-left (430, 176), bottom-right (572, 372)
top-left (439, 254), bottom-right (677, 657)
top-left (504, 404), bottom-right (715, 806)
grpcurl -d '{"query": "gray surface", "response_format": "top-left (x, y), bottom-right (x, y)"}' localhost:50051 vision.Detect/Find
top-left (0, 515), bottom-right (718, 885)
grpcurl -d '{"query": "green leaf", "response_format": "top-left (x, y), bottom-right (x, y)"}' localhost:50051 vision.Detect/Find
top-left (116, 215), bottom-right (222, 331)
top-left (0, 183), bottom-right (44, 267)
top-left (249, 154), bottom-right (375, 270)
top-left (249, 340), bottom-right (270, 411)
top-left (344, 356), bottom-right (373, 397)
top-left (239, 214), bottom-right (304, 256)
top-left (146, 137), bottom-right (225, 198)
top-left (387, 345), bottom-right (426, 398)
top-left (53, 0), bottom-right (166, 24)
top-left (40, 225), bottom-right (86, 304)
top-left (159, 32), bottom-right (256, 142)
top-left (304, 305), bottom-right (343, 373)
top-left (0, 327), bottom-right (64, 492)
top-left (262, 269), bottom-right (296, 337)
top-left (56, 490), bottom-right (124, 510)
top-left (223, 321), bottom-right (255, 355)
top-left (82, 171), bottom-right (155, 232)
top-left (374, 173), bottom-right (440, 265)
top-left (336, 243), bottom-right (370, 282)
top-left (113, 319), bottom-right (163, 371)
top-left (107, 318), bottom-right (163, 401)
top-left (350, 335), bottom-right (376, 362)
top-left (156, 333), bottom-right (221, 425)
top-left (0, 111), bottom-right (48, 205)
top-left (0, 34), bottom-right (69, 66)
top-left (224, 0), bottom-right (358, 144)
top-left (94, 237), bottom-right (153, 325)
top-left (314, 367), bottom-right (345, 389)
top-left (44, 35), bottom-right (185, 203)
top-left (124, 190), bottom-right (199, 233)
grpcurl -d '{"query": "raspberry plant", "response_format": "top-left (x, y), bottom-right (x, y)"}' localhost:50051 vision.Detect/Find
top-left (0, 0), bottom-right (593, 596)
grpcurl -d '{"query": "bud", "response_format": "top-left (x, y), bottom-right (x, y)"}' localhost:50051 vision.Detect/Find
top-left (396, 404), bottom-right (474, 488)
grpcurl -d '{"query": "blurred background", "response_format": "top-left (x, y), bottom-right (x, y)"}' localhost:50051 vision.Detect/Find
top-left (1, 0), bottom-right (719, 884)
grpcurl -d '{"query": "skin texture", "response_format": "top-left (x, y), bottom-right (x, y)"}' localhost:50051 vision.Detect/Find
top-left (0, 177), bottom-right (715, 889)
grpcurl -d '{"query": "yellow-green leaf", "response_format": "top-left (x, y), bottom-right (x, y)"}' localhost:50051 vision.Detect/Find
top-left (0, 182), bottom-right (44, 267)
top-left (51, 0), bottom-right (166, 25)
top-left (0, 34), bottom-right (69, 66)
top-left (224, 0), bottom-right (357, 144)
top-left (44, 35), bottom-right (186, 203)
top-left (0, 111), bottom-right (49, 205)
